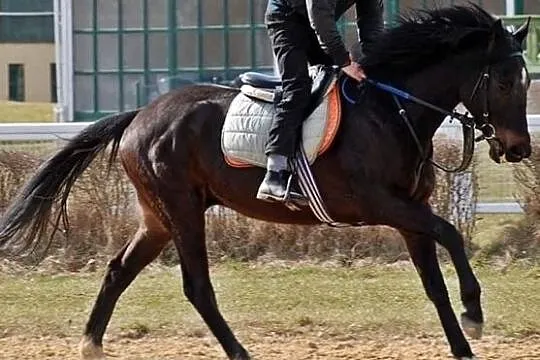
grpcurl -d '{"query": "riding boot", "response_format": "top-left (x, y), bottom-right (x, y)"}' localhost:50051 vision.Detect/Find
top-left (256, 169), bottom-right (307, 205)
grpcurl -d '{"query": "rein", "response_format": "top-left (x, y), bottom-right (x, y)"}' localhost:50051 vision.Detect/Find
top-left (341, 51), bottom-right (523, 174)
top-left (365, 78), bottom-right (476, 173)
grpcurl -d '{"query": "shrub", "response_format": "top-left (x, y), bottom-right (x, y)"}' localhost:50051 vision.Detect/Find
top-left (479, 140), bottom-right (540, 261)
top-left (0, 139), bottom-right (478, 267)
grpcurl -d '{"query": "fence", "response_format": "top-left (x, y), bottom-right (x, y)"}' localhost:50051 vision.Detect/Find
top-left (1, 115), bottom-right (538, 214)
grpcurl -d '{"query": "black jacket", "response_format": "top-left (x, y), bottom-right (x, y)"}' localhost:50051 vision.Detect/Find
top-left (267, 0), bottom-right (384, 67)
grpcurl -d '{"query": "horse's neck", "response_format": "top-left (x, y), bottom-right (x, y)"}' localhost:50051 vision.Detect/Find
top-left (401, 55), bottom-right (482, 146)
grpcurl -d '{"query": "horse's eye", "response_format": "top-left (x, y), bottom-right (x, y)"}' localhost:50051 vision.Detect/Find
top-left (497, 80), bottom-right (513, 92)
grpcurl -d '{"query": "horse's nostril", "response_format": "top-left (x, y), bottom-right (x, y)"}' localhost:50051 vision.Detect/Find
top-left (507, 144), bottom-right (529, 160)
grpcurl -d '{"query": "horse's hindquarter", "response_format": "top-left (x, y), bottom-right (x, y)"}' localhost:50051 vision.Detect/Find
top-left (118, 85), bottom-right (237, 198)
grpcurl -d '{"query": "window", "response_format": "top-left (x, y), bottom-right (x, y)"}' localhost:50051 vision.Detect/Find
top-left (8, 64), bottom-right (25, 101)
top-left (0, 0), bottom-right (54, 43)
top-left (50, 63), bottom-right (57, 103)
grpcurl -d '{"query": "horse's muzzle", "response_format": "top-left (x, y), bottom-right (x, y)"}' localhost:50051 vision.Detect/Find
top-left (490, 129), bottom-right (532, 163)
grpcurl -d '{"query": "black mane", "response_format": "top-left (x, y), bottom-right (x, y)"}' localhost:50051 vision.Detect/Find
top-left (361, 5), bottom-right (499, 78)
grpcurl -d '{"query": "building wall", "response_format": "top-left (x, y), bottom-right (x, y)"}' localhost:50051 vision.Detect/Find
top-left (0, 43), bottom-right (55, 102)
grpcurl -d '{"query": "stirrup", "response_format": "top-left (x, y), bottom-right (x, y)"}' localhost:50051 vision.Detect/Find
top-left (283, 174), bottom-right (309, 211)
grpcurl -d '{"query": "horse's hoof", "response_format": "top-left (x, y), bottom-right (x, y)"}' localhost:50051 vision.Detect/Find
top-left (461, 314), bottom-right (483, 340)
top-left (79, 336), bottom-right (106, 359)
top-left (232, 348), bottom-right (251, 360)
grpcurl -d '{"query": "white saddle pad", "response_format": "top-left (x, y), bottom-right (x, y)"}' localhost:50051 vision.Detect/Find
top-left (221, 82), bottom-right (338, 168)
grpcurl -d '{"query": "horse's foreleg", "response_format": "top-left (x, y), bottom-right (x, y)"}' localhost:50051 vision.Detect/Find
top-left (401, 232), bottom-right (475, 359)
top-left (168, 192), bottom-right (250, 360)
top-left (353, 186), bottom-right (478, 359)
top-left (79, 224), bottom-right (168, 359)
top-left (430, 218), bottom-right (483, 339)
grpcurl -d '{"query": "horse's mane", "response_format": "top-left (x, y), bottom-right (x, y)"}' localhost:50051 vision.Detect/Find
top-left (361, 5), bottom-right (498, 79)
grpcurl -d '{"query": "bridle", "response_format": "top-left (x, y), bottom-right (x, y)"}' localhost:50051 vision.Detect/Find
top-left (468, 50), bottom-right (524, 141)
top-left (342, 51), bottom-right (525, 175)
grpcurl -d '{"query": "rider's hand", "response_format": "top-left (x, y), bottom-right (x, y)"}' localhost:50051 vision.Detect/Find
top-left (342, 61), bottom-right (366, 82)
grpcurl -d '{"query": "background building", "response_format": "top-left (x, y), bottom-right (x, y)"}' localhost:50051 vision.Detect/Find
top-left (0, 1), bottom-right (536, 119)
top-left (0, 0), bottom-right (55, 103)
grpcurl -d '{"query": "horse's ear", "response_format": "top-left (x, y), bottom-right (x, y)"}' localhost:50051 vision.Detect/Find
top-left (491, 18), bottom-right (505, 37)
top-left (488, 19), bottom-right (504, 54)
top-left (513, 17), bottom-right (530, 45)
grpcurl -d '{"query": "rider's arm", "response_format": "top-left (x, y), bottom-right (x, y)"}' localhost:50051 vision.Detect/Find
top-left (305, 0), bottom-right (350, 67)
top-left (355, 0), bottom-right (384, 55)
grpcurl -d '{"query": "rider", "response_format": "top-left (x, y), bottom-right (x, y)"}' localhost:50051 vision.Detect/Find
top-left (257, 0), bottom-right (384, 203)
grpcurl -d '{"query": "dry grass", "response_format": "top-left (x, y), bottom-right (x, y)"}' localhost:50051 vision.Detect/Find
top-left (0, 136), bottom-right (535, 266)
top-left (0, 140), bottom-right (485, 266)
top-left (477, 139), bottom-right (540, 262)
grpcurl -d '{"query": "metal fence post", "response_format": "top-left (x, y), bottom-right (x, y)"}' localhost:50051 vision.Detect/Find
top-left (168, 0), bottom-right (178, 77)
top-left (386, 0), bottom-right (399, 26)
top-left (515, 0), bottom-right (524, 15)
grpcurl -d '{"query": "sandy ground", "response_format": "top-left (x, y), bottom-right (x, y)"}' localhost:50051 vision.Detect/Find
top-left (0, 333), bottom-right (538, 360)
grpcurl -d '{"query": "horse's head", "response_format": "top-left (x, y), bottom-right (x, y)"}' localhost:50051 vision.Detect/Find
top-left (460, 18), bottom-right (532, 163)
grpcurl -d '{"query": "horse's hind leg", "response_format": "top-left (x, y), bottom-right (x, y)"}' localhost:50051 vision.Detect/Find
top-left (167, 191), bottom-right (250, 360)
top-left (79, 214), bottom-right (169, 359)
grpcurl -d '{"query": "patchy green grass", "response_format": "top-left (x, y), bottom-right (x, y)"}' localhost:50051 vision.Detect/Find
top-left (0, 101), bottom-right (54, 123)
top-left (0, 264), bottom-right (538, 340)
top-left (473, 213), bottom-right (524, 248)
top-left (475, 142), bottom-right (520, 203)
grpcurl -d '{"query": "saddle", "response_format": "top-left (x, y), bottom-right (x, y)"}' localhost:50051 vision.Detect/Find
top-left (222, 65), bottom-right (342, 168)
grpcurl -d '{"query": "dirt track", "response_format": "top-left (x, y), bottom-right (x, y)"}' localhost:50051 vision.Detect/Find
top-left (1, 333), bottom-right (539, 360)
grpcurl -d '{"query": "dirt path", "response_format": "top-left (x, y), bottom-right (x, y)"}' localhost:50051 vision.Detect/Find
top-left (1, 333), bottom-right (539, 360)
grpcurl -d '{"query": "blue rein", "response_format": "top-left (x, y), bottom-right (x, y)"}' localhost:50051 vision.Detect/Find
top-left (341, 76), bottom-right (456, 119)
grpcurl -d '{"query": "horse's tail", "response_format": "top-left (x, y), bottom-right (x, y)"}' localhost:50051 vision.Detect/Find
top-left (0, 110), bottom-right (139, 260)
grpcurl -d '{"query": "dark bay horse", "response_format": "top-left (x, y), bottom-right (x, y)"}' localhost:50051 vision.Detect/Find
top-left (0, 5), bottom-right (532, 360)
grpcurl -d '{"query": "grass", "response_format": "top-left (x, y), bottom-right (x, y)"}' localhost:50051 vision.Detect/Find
top-left (0, 101), bottom-right (54, 123)
top-left (0, 263), bottom-right (538, 340)
top-left (474, 142), bottom-right (521, 203)
top-left (473, 213), bottom-right (523, 248)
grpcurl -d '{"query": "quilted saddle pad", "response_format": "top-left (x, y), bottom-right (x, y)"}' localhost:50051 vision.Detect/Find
top-left (221, 83), bottom-right (341, 168)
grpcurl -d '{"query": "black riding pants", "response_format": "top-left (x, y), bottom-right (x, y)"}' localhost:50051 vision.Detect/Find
top-left (265, 12), bottom-right (333, 158)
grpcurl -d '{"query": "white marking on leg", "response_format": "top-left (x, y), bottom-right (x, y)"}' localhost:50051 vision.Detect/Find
top-left (79, 335), bottom-right (106, 360)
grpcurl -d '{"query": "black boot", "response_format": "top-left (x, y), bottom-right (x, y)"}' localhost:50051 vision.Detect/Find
top-left (256, 170), bottom-right (308, 205)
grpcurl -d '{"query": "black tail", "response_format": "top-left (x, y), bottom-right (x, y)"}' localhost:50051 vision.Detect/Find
top-left (0, 110), bottom-right (139, 260)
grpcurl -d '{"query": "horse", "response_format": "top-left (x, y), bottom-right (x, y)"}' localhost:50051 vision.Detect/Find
top-left (0, 5), bottom-right (532, 360)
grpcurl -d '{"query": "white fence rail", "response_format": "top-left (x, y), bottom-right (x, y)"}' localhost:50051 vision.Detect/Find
top-left (0, 115), bottom-right (538, 213)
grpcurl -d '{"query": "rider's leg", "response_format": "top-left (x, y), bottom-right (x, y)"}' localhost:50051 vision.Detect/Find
top-left (257, 13), bottom-right (311, 203)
